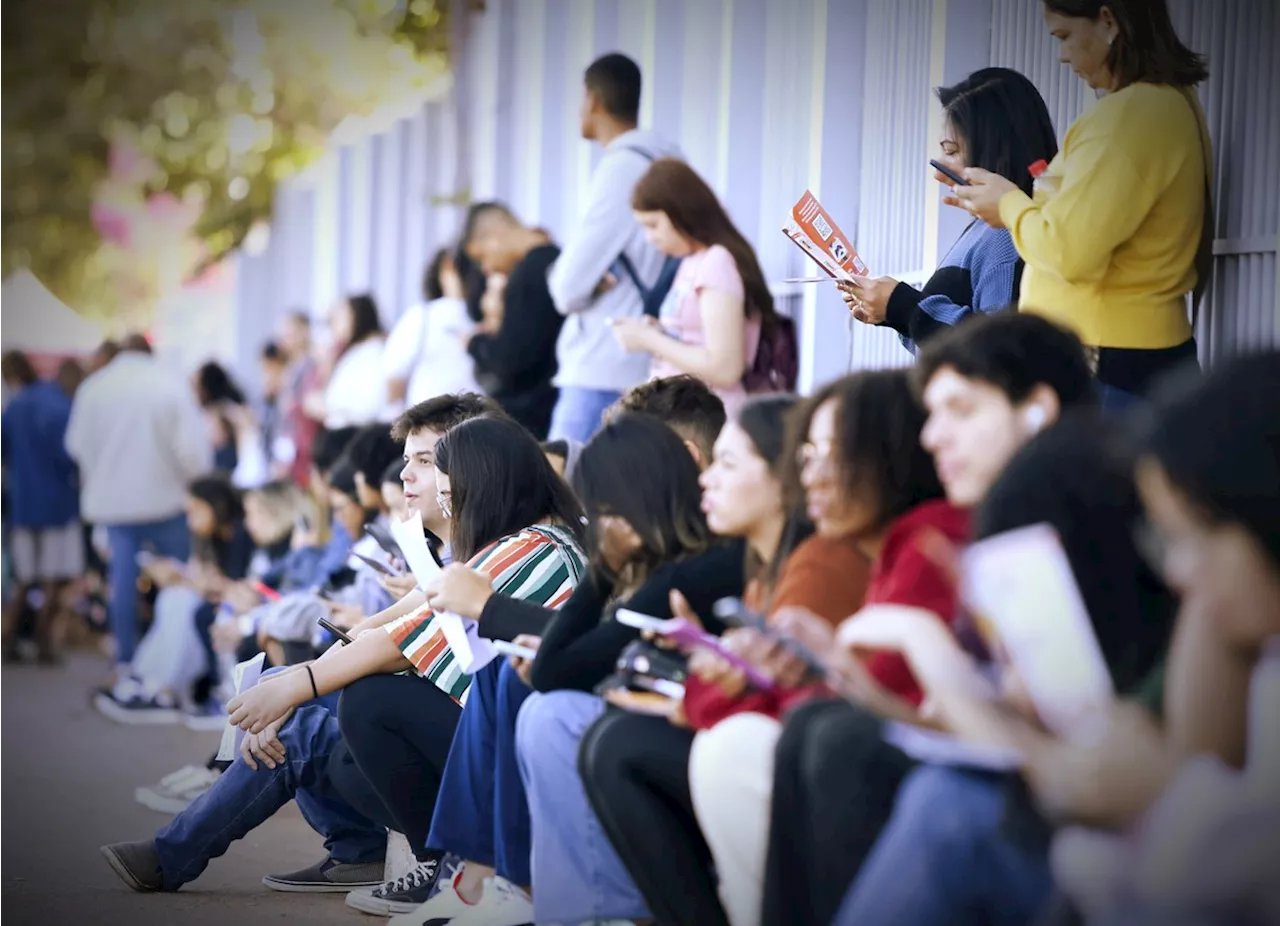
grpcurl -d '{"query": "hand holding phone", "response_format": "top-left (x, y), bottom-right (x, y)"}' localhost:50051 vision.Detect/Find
top-left (316, 616), bottom-right (355, 645)
top-left (352, 551), bottom-right (401, 577)
top-left (491, 639), bottom-right (540, 662)
top-left (615, 609), bottom-right (776, 690)
top-left (930, 159), bottom-right (970, 187)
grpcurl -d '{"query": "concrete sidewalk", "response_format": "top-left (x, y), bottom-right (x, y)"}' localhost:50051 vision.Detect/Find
top-left (2, 653), bottom-right (368, 926)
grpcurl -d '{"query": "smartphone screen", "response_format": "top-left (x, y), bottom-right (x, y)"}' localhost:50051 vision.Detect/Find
top-left (316, 616), bottom-right (354, 645)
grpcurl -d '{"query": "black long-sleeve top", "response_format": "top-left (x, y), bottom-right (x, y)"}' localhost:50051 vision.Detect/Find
top-left (476, 540), bottom-right (747, 694)
top-left (467, 242), bottom-right (563, 437)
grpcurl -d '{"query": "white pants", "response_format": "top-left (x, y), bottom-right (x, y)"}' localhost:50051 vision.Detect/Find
top-left (688, 713), bottom-right (783, 926)
top-left (132, 586), bottom-right (207, 696)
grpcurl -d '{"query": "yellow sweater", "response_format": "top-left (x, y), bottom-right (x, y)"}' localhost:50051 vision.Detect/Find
top-left (999, 82), bottom-right (1210, 349)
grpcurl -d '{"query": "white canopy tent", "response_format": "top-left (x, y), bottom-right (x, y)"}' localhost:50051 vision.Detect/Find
top-left (0, 270), bottom-right (105, 355)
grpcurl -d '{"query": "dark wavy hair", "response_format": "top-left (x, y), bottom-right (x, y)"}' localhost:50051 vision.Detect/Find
top-left (435, 416), bottom-right (586, 563)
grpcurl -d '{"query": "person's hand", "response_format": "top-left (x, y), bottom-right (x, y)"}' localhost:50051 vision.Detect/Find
top-left (642, 589), bottom-right (704, 651)
top-left (228, 671), bottom-right (310, 734)
top-left (380, 571), bottom-right (419, 601)
top-left (609, 317), bottom-right (662, 354)
top-left (837, 276), bottom-right (898, 326)
top-left (211, 617), bottom-right (246, 654)
top-left (592, 271), bottom-right (619, 300)
top-left (325, 600), bottom-right (363, 630)
top-left (142, 557), bottom-right (185, 588)
top-left (239, 710), bottom-right (293, 771)
top-left (1022, 700), bottom-right (1175, 825)
top-left (223, 581), bottom-right (263, 615)
top-left (480, 273), bottom-right (507, 331)
top-left (688, 638), bottom-right (748, 698)
top-left (597, 515), bottom-right (644, 576)
top-left (835, 603), bottom-right (990, 698)
top-left (423, 564), bottom-right (495, 620)
top-left (945, 168), bottom-right (1020, 227)
top-left (509, 634), bottom-right (541, 686)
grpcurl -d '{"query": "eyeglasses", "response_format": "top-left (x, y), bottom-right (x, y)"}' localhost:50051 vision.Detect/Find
top-left (796, 438), bottom-right (837, 469)
top-left (436, 490), bottom-right (453, 519)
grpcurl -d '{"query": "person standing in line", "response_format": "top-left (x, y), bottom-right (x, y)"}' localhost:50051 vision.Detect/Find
top-left (1, 351), bottom-right (84, 664)
top-left (385, 248), bottom-right (483, 413)
top-left (546, 52), bottom-right (681, 443)
top-left (275, 311), bottom-right (319, 486)
top-left (64, 335), bottom-right (212, 680)
top-left (462, 202), bottom-right (564, 440)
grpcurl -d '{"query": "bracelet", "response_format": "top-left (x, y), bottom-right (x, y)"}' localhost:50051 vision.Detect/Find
top-left (305, 664), bottom-right (319, 701)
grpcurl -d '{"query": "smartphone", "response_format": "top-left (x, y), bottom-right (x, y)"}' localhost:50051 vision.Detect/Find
top-left (614, 609), bottom-right (776, 690)
top-left (364, 523), bottom-right (405, 562)
top-left (711, 598), bottom-right (828, 682)
top-left (491, 639), bottom-right (539, 661)
top-left (316, 616), bottom-right (355, 645)
top-left (352, 551), bottom-right (401, 577)
top-left (930, 159), bottom-right (970, 187)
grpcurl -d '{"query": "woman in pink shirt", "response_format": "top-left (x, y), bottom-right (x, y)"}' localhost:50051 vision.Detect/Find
top-left (610, 159), bottom-right (776, 416)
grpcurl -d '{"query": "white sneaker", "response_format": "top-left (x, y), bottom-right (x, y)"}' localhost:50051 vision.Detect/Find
top-left (135, 765), bottom-right (221, 814)
top-left (446, 878), bottom-right (534, 926)
top-left (387, 873), bottom-right (477, 926)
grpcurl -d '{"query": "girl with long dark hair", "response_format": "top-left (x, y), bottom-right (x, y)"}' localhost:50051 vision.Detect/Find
top-left (840, 67), bottom-right (1059, 352)
top-left (611, 158), bottom-right (782, 415)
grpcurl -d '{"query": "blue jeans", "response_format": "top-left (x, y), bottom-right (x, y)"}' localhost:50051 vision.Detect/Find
top-left (548, 387), bottom-right (621, 444)
top-left (152, 701), bottom-right (386, 889)
top-left (106, 514), bottom-right (190, 664)
top-left (427, 660), bottom-right (534, 886)
top-left (1099, 382), bottom-right (1144, 414)
top-left (833, 766), bottom-right (1054, 926)
top-left (516, 691), bottom-right (650, 923)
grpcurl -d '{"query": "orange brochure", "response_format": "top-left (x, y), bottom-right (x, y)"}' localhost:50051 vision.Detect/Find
top-left (782, 190), bottom-right (870, 282)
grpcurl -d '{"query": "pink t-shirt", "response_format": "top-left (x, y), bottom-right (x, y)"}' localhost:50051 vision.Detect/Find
top-left (651, 244), bottom-right (761, 417)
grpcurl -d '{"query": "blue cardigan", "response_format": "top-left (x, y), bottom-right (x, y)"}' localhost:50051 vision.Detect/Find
top-left (883, 220), bottom-right (1022, 353)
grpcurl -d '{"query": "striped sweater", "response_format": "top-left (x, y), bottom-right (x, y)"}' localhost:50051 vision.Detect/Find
top-left (383, 523), bottom-right (586, 701)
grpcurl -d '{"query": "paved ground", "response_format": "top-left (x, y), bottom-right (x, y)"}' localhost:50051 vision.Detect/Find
top-left (2, 652), bottom-right (369, 926)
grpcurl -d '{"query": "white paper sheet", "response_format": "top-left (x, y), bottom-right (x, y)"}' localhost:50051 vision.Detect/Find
top-left (215, 652), bottom-right (267, 762)
top-left (436, 612), bottom-right (499, 675)
top-left (883, 721), bottom-right (1023, 771)
top-left (388, 510), bottom-right (442, 591)
top-left (960, 523), bottom-right (1114, 744)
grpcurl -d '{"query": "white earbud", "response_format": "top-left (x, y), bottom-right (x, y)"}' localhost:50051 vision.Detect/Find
top-left (1024, 406), bottom-right (1048, 434)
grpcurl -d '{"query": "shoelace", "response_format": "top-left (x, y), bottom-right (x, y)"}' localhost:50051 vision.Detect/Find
top-left (380, 859), bottom-right (438, 896)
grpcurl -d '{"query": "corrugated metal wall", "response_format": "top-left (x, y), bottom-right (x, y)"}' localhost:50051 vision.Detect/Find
top-left (235, 0), bottom-right (1277, 388)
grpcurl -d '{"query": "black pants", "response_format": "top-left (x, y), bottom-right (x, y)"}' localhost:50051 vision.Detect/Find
top-left (338, 673), bottom-right (462, 859)
top-left (579, 709), bottom-right (728, 926)
top-left (761, 699), bottom-right (917, 926)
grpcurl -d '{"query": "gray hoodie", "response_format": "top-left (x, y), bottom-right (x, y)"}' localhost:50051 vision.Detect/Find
top-left (547, 129), bottom-right (683, 393)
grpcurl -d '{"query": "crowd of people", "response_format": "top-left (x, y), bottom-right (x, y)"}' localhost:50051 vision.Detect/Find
top-left (1, 1), bottom-right (1276, 924)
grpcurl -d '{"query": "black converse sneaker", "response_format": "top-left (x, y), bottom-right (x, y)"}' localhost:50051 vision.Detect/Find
top-left (346, 854), bottom-right (445, 916)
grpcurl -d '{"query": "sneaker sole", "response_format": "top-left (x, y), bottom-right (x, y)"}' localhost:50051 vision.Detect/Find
top-left (93, 695), bottom-right (181, 725)
top-left (134, 788), bottom-right (194, 815)
top-left (345, 890), bottom-right (395, 915)
top-left (100, 845), bottom-right (160, 892)
top-left (262, 876), bottom-right (383, 894)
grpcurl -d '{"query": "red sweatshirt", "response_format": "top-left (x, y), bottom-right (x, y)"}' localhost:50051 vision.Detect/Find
top-left (682, 499), bottom-right (970, 729)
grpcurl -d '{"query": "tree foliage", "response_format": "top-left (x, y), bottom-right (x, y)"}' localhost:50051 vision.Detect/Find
top-left (2, 0), bottom-right (452, 322)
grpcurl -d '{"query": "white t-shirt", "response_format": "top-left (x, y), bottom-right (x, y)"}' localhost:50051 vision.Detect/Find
top-left (324, 337), bottom-right (394, 429)
top-left (384, 297), bottom-right (482, 408)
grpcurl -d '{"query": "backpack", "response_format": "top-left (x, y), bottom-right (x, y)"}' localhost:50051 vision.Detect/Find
top-left (743, 314), bottom-right (799, 394)
top-left (610, 144), bottom-right (682, 318)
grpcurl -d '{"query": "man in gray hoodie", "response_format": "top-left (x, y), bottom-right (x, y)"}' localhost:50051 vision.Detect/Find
top-left (546, 53), bottom-right (681, 443)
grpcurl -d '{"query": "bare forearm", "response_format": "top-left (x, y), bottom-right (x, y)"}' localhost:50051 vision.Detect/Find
top-left (1163, 599), bottom-right (1251, 768)
top-left (352, 590), bottom-right (426, 636)
top-left (645, 333), bottom-right (744, 387)
top-left (310, 630), bottom-right (410, 695)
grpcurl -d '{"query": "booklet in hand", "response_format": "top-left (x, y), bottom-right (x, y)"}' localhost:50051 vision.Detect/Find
top-left (959, 523), bottom-right (1115, 745)
top-left (782, 190), bottom-right (870, 283)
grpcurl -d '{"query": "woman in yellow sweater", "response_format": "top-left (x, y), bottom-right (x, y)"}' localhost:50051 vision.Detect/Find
top-left (949, 0), bottom-right (1211, 409)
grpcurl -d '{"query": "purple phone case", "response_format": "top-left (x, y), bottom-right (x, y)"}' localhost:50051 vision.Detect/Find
top-left (661, 619), bottom-right (777, 690)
